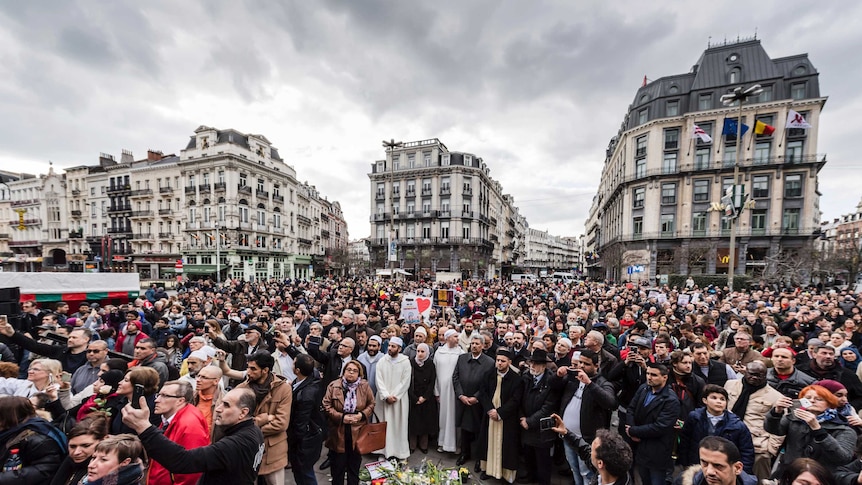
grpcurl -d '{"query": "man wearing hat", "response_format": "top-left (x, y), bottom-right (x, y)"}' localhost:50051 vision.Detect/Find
top-left (453, 333), bottom-right (495, 468)
top-left (208, 323), bottom-right (265, 381)
top-left (374, 336), bottom-right (412, 460)
top-left (479, 348), bottom-right (523, 482)
top-left (519, 348), bottom-right (558, 485)
top-left (357, 335), bottom-right (384, 395)
top-left (434, 329), bottom-right (465, 454)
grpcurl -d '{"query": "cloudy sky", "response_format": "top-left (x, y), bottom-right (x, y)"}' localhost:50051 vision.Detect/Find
top-left (0, 1), bottom-right (858, 239)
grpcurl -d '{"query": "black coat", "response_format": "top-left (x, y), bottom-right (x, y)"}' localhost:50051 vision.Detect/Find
top-left (453, 353), bottom-right (495, 432)
top-left (0, 418), bottom-right (66, 485)
top-left (555, 372), bottom-right (618, 442)
top-left (669, 372), bottom-right (705, 420)
top-left (519, 370), bottom-right (559, 447)
top-left (797, 360), bottom-right (862, 409)
top-left (138, 418), bottom-right (265, 485)
top-left (619, 362), bottom-right (648, 407)
top-left (288, 375), bottom-right (323, 445)
top-left (479, 369), bottom-right (524, 471)
top-left (626, 384), bottom-right (682, 471)
top-left (409, 360), bottom-right (438, 437)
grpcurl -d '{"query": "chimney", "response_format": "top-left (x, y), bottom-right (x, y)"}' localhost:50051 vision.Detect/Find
top-left (121, 149), bottom-right (134, 164)
top-left (147, 150), bottom-right (164, 161)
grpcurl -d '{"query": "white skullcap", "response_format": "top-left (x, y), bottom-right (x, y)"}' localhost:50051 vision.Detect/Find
top-left (557, 337), bottom-right (573, 348)
top-left (189, 350), bottom-right (209, 361)
top-left (201, 346), bottom-right (217, 358)
top-left (390, 337), bottom-right (404, 348)
top-left (369, 335), bottom-right (383, 344)
top-left (444, 329), bottom-right (458, 340)
top-left (414, 327), bottom-right (427, 336)
top-left (504, 332), bottom-right (514, 339)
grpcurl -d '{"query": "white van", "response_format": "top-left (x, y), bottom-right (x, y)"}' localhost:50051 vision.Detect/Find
top-left (550, 272), bottom-right (577, 284)
top-left (510, 273), bottom-right (538, 283)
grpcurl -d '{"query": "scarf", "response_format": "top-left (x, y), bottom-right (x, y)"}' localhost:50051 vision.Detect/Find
top-left (342, 377), bottom-right (360, 414)
top-left (414, 343), bottom-right (430, 366)
top-left (731, 379), bottom-right (767, 417)
top-left (816, 408), bottom-right (842, 424)
top-left (82, 462), bottom-right (144, 485)
top-left (247, 373), bottom-right (273, 408)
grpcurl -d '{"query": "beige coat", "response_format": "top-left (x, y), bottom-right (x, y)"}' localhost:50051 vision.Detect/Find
top-left (237, 374), bottom-right (293, 476)
top-left (725, 379), bottom-right (784, 456)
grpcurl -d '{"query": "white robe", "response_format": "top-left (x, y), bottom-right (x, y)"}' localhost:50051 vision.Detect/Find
top-left (433, 343), bottom-right (464, 453)
top-left (375, 353), bottom-right (412, 459)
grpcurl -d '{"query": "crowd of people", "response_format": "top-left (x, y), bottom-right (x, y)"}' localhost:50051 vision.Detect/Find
top-left (2, 276), bottom-right (862, 485)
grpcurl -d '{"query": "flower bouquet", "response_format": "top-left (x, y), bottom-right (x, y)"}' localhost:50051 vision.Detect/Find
top-left (359, 458), bottom-right (470, 485)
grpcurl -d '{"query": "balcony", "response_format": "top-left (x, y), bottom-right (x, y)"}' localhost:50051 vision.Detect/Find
top-left (376, 191), bottom-right (386, 201)
top-left (107, 184), bottom-right (131, 195)
top-left (213, 182), bottom-right (226, 191)
top-left (238, 185), bottom-right (252, 194)
top-left (159, 186), bottom-right (174, 195)
top-left (296, 214), bottom-right (312, 225)
top-left (298, 237), bottom-right (313, 245)
top-left (107, 227), bottom-right (133, 235)
top-left (440, 186), bottom-right (451, 196)
top-left (158, 232), bottom-right (174, 239)
top-left (256, 190), bottom-right (268, 198)
top-left (71, 189), bottom-right (81, 196)
top-left (198, 184), bottom-right (211, 193)
top-left (321, 229), bottom-right (330, 238)
top-left (129, 189), bottom-right (153, 197)
top-left (370, 213), bottom-right (390, 222)
top-left (184, 185), bottom-right (197, 194)
top-left (132, 233), bottom-right (152, 240)
top-left (158, 208), bottom-right (173, 216)
top-left (438, 210), bottom-right (451, 218)
top-left (69, 230), bottom-right (83, 239)
top-left (602, 226), bottom-right (819, 246)
top-left (10, 218), bottom-right (42, 226)
top-left (461, 211), bottom-right (474, 219)
top-left (130, 210), bottom-right (154, 218)
top-left (70, 210), bottom-right (82, 217)
top-left (273, 194), bottom-right (284, 202)
top-left (107, 204), bottom-right (132, 214)
top-left (418, 210), bottom-right (437, 218)
top-left (462, 188), bottom-right (473, 196)
top-left (9, 240), bottom-right (39, 247)
top-left (0, 233), bottom-right (9, 239)
top-left (421, 188), bottom-right (432, 196)
top-left (10, 199), bottom-right (38, 208)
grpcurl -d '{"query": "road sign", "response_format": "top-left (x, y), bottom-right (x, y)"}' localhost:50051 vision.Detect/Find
top-left (175, 259), bottom-right (184, 273)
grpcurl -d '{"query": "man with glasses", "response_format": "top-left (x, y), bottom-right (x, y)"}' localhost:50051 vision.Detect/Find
top-left (69, 340), bottom-right (108, 394)
top-left (720, 332), bottom-right (765, 375)
top-left (18, 300), bottom-right (44, 336)
top-left (0, 321), bottom-right (92, 374)
top-left (149, 380), bottom-right (210, 485)
top-left (193, 365), bottom-right (224, 436)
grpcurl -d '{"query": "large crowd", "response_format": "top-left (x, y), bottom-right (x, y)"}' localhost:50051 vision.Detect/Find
top-left (2, 276), bottom-right (862, 485)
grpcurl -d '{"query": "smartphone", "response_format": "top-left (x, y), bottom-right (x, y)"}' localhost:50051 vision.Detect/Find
top-left (61, 372), bottom-right (72, 383)
top-left (132, 384), bottom-right (145, 409)
top-left (309, 335), bottom-right (323, 346)
top-left (539, 417), bottom-right (554, 431)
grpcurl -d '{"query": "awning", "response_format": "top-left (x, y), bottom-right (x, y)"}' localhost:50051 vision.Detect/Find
top-left (20, 291), bottom-right (140, 303)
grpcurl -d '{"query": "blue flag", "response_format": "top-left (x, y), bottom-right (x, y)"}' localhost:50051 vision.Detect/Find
top-left (722, 118), bottom-right (749, 139)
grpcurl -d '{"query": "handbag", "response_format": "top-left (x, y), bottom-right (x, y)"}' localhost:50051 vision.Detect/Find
top-left (355, 412), bottom-right (387, 454)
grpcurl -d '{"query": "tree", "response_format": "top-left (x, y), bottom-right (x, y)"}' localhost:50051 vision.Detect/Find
top-left (820, 236), bottom-right (862, 285)
top-left (675, 241), bottom-right (714, 274)
top-left (762, 244), bottom-right (819, 287)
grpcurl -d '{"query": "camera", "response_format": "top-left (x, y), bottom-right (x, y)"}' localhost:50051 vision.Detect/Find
top-left (539, 417), bottom-right (554, 431)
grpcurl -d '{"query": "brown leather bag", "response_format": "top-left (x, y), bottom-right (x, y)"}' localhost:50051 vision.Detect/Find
top-left (355, 413), bottom-right (386, 454)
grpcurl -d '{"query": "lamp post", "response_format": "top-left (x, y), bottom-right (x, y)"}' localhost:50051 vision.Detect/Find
top-left (719, 84), bottom-right (763, 292)
top-left (382, 139), bottom-right (403, 277)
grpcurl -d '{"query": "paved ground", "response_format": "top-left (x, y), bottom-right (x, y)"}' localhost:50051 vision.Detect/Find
top-left (291, 446), bottom-right (576, 484)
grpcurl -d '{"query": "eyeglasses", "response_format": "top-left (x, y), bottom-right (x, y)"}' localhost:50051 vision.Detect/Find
top-left (155, 393), bottom-right (183, 400)
top-left (86, 349), bottom-right (106, 353)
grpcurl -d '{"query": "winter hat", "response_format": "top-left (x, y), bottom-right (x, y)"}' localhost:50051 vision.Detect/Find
top-left (816, 379), bottom-right (846, 395)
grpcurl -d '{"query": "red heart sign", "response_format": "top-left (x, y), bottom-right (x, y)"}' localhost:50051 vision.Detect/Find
top-left (416, 297), bottom-right (431, 314)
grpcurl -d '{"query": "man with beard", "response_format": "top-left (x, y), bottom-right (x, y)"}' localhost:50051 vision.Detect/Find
top-left (669, 350), bottom-right (706, 422)
top-left (459, 319), bottom-right (477, 351)
top-left (553, 348), bottom-right (618, 485)
top-left (519, 349), bottom-right (559, 485)
top-left (374, 336), bottom-right (412, 460)
top-left (681, 437), bottom-right (757, 485)
top-left (766, 347), bottom-right (816, 399)
top-left (453, 333), bottom-right (495, 470)
top-left (357, 336), bottom-right (384, 395)
top-left (129, 337), bottom-right (170, 387)
top-left (724, 361), bottom-right (783, 480)
top-left (797, 344), bottom-right (862, 408)
top-left (434, 329), bottom-right (465, 454)
top-left (626, 363), bottom-right (681, 485)
top-left (479, 348), bottom-right (524, 483)
top-left (553, 337), bottom-right (573, 368)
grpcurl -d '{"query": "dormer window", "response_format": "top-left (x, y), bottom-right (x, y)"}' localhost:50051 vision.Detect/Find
top-left (729, 67), bottom-right (741, 84)
top-left (200, 136), bottom-right (209, 149)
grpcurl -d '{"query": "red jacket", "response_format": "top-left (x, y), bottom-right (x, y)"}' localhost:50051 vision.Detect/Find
top-left (146, 403), bottom-right (210, 485)
top-left (114, 331), bottom-right (148, 353)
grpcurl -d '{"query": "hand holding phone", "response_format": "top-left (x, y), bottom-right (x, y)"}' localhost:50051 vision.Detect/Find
top-left (539, 416), bottom-right (554, 431)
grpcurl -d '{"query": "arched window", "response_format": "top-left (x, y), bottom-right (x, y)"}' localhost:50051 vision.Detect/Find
top-left (729, 67), bottom-right (741, 84)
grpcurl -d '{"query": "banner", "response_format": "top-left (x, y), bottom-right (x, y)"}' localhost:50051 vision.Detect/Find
top-left (400, 293), bottom-right (432, 325)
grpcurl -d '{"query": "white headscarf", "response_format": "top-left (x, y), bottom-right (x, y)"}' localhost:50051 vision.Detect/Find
top-left (414, 343), bottom-right (430, 366)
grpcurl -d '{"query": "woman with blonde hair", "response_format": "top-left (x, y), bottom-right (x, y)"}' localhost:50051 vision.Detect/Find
top-left (0, 358), bottom-right (62, 397)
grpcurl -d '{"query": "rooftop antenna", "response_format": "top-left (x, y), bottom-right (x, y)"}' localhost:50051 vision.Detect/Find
top-left (708, 36), bottom-right (712, 48)
top-left (754, 27), bottom-right (758, 40)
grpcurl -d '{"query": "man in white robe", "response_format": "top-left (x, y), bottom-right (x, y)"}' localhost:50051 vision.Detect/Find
top-left (434, 329), bottom-right (464, 453)
top-left (375, 336), bottom-right (412, 460)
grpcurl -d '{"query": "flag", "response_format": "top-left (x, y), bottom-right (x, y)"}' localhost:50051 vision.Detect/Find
top-left (787, 109), bottom-right (812, 129)
top-left (754, 120), bottom-right (775, 136)
top-left (722, 118), bottom-right (749, 139)
top-left (692, 124), bottom-right (712, 143)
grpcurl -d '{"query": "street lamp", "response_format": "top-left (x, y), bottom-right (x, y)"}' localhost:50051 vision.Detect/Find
top-left (382, 139), bottom-right (403, 276)
top-left (718, 84), bottom-right (763, 292)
